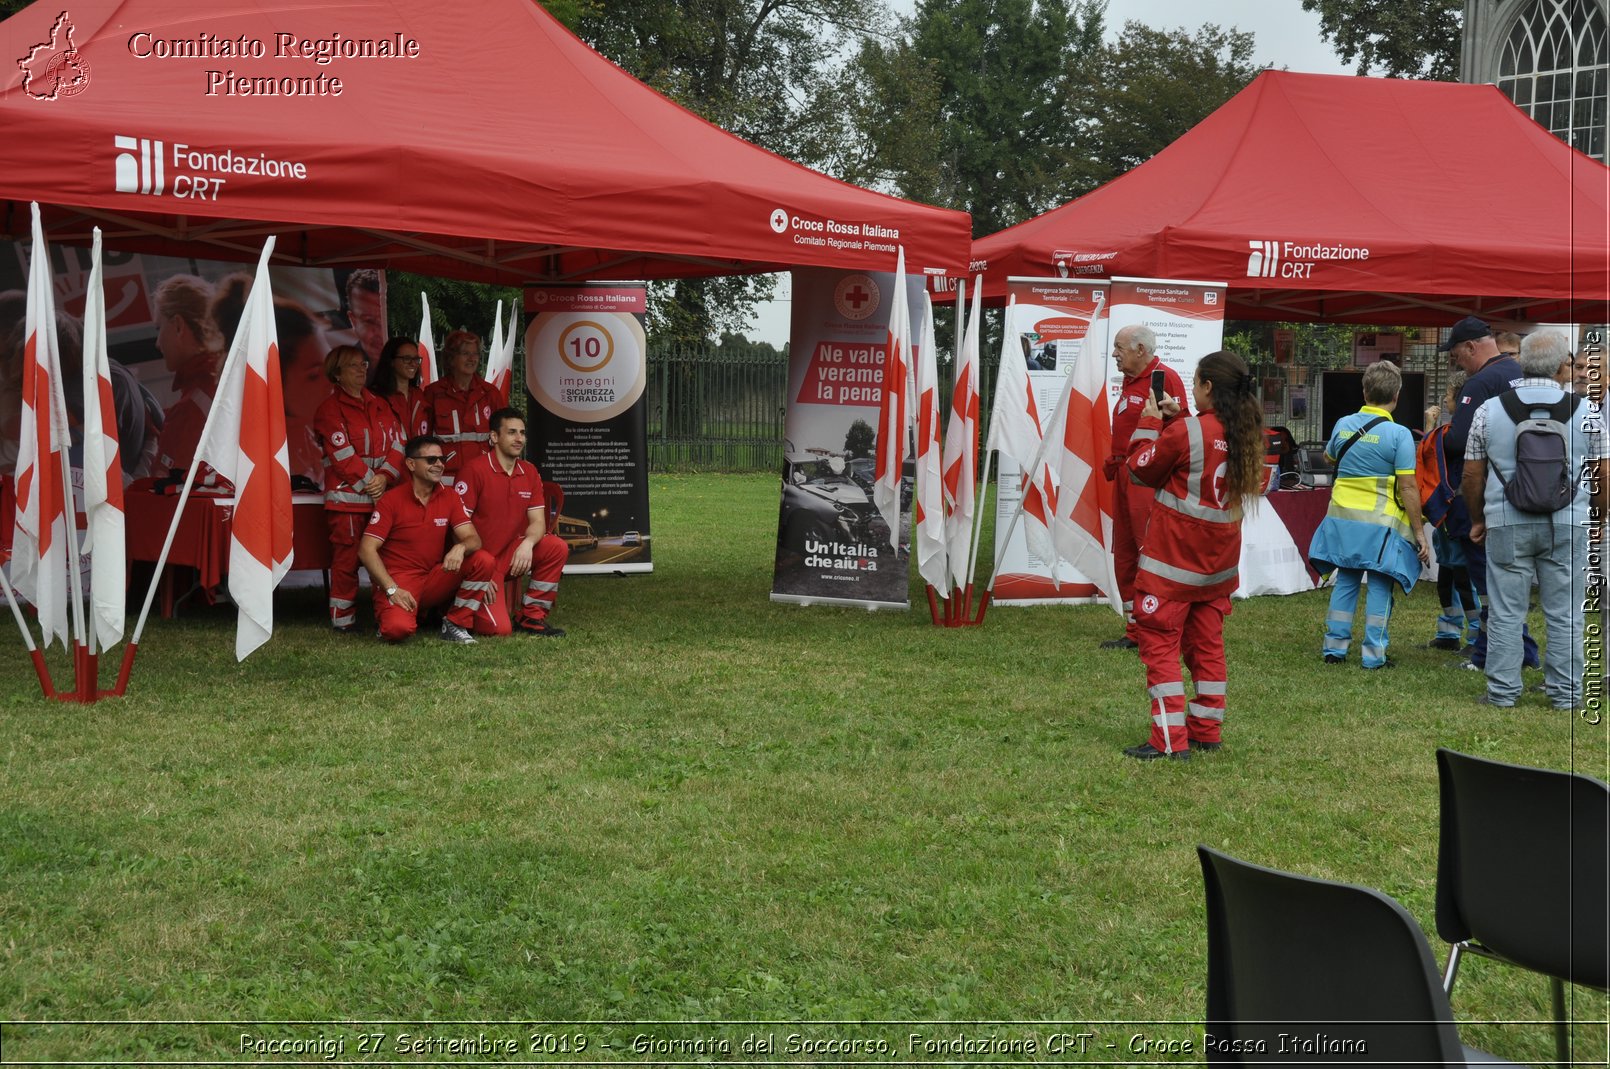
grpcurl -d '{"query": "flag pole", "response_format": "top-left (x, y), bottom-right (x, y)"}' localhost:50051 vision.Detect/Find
top-left (118, 237), bottom-right (278, 695)
top-left (0, 565), bottom-right (55, 697)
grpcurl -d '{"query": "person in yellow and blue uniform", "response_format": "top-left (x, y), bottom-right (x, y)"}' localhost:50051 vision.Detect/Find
top-left (1309, 361), bottom-right (1431, 668)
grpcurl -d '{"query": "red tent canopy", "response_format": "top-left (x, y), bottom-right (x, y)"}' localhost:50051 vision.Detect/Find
top-left (0, 0), bottom-right (970, 282)
top-left (972, 70), bottom-right (1610, 325)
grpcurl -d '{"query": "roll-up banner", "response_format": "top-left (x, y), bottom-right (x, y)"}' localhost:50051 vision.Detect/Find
top-left (522, 283), bottom-right (652, 575)
top-left (1106, 276), bottom-right (1228, 400)
top-left (992, 278), bottom-right (1110, 606)
top-left (771, 268), bottom-right (925, 609)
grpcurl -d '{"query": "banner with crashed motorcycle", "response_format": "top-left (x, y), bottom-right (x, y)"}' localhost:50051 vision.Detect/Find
top-left (771, 268), bottom-right (925, 609)
top-left (993, 278), bottom-right (1111, 606)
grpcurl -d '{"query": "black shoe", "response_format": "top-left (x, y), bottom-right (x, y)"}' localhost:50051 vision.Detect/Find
top-left (1363, 658), bottom-right (1396, 670)
top-left (1425, 637), bottom-right (1462, 651)
top-left (517, 617), bottom-right (566, 637)
top-left (331, 624), bottom-right (361, 635)
top-left (1100, 636), bottom-right (1139, 650)
top-left (1323, 653), bottom-right (1344, 665)
top-left (1475, 694), bottom-right (1514, 708)
top-left (1189, 739), bottom-right (1223, 752)
top-left (1123, 742), bottom-right (1190, 761)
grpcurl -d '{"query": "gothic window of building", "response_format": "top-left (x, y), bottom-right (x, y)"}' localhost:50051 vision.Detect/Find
top-left (1497, 0), bottom-right (1608, 159)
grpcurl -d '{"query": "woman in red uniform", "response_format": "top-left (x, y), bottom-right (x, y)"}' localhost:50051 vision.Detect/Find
top-left (369, 336), bottom-right (431, 439)
top-left (1124, 350), bottom-right (1265, 761)
top-left (314, 344), bottom-right (404, 632)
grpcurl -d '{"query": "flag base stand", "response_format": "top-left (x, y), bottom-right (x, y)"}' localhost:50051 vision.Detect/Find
top-left (926, 584), bottom-right (990, 627)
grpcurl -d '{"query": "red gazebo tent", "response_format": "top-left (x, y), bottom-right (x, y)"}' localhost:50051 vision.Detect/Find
top-left (0, 0), bottom-right (969, 281)
top-left (971, 70), bottom-right (1609, 325)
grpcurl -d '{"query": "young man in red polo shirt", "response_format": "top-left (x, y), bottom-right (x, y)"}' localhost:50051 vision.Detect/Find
top-left (358, 434), bottom-right (498, 644)
top-left (457, 408), bottom-right (570, 637)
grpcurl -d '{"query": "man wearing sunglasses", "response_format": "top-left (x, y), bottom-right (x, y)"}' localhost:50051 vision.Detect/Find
top-left (358, 434), bottom-right (498, 644)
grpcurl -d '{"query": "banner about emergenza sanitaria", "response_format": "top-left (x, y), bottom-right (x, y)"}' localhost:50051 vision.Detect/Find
top-left (1107, 276), bottom-right (1227, 401)
top-left (522, 284), bottom-right (651, 575)
top-left (771, 268), bottom-right (925, 609)
top-left (993, 278), bottom-right (1110, 606)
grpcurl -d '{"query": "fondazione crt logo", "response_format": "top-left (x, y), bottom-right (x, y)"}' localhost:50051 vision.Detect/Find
top-left (1245, 238), bottom-right (1371, 280)
top-left (17, 11), bottom-right (91, 101)
top-left (113, 136), bottom-right (312, 201)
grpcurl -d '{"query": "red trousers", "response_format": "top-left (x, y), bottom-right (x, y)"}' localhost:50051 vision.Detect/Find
top-left (325, 511), bottom-right (367, 629)
top-left (1112, 474), bottom-right (1155, 641)
top-left (471, 533), bottom-right (570, 636)
top-left (374, 549), bottom-right (497, 641)
top-left (1134, 593), bottom-right (1230, 754)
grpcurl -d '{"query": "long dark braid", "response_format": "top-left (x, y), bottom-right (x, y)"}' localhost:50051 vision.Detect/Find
top-left (1197, 350), bottom-right (1264, 510)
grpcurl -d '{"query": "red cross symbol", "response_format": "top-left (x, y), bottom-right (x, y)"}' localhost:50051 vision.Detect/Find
top-left (844, 285), bottom-right (871, 310)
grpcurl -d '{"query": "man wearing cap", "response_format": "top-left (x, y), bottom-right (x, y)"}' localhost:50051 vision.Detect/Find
top-left (1441, 315), bottom-right (1539, 672)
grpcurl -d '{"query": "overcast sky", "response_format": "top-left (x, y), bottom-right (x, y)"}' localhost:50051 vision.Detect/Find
top-left (746, 1), bottom-right (1351, 344)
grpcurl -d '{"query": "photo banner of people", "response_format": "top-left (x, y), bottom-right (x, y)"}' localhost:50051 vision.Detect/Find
top-left (0, 238), bottom-right (383, 500)
top-left (1107, 276), bottom-right (1228, 400)
top-left (771, 267), bottom-right (925, 610)
top-left (522, 284), bottom-right (652, 575)
top-left (993, 278), bottom-right (1110, 606)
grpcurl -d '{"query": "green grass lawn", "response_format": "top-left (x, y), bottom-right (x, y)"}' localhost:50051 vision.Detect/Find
top-left (2, 473), bottom-right (1606, 1063)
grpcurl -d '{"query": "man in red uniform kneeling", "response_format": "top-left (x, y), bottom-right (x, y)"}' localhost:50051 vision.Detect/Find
top-left (457, 408), bottom-right (570, 637)
top-left (358, 434), bottom-right (498, 644)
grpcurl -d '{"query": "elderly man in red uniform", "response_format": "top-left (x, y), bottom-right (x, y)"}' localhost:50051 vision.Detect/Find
top-left (457, 408), bottom-right (570, 637)
top-left (358, 434), bottom-right (498, 644)
top-left (314, 344), bottom-right (404, 632)
top-left (425, 329), bottom-right (500, 474)
top-left (1101, 324), bottom-right (1188, 649)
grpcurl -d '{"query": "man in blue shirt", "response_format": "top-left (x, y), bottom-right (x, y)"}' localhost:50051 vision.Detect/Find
top-left (1441, 315), bottom-right (1539, 671)
top-left (1462, 331), bottom-right (1608, 709)
top-left (1310, 361), bottom-right (1431, 667)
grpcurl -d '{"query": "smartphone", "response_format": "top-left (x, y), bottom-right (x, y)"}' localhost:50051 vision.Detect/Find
top-left (1150, 369), bottom-right (1167, 402)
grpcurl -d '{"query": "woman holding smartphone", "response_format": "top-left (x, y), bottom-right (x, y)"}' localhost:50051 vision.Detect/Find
top-left (1122, 349), bottom-right (1265, 761)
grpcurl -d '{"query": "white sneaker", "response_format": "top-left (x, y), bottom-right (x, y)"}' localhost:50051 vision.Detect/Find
top-left (439, 620), bottom-right (476, 644)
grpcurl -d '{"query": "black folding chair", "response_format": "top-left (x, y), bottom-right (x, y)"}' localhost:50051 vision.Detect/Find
top-left (1199, 845), bottom-right (1517, 1065)
top-left (1435, 748), bottom-right (1610, 1066)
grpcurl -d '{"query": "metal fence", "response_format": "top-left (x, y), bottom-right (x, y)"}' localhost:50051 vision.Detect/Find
top-left (646, 341), bottom-right (792, 472)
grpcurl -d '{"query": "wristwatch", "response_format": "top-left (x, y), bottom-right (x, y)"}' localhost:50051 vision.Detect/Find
top-left (385, 585), bottom-right (398, 597)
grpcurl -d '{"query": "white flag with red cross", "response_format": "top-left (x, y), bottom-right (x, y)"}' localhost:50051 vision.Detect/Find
top-left (195, 240), bottom-right (294, 660)
top-left (81, 228), bottom-right (126, 649)
top-left (1043, 293), bottom-right (1122, 609)
top-left (912, 292), bottom-right (946, 591)
top-left (417, 292), bottom-right (437, 387)
top-left (986, 296), bottom-right (1056, 558)
top-left (485, 299), bottom-right (517, 405)
top-left (873, 246), bottom-right (912, 552)
top-left (11, 203), bottom-right (74, 650)
top-left (941, 278), bottom-right (981, 590)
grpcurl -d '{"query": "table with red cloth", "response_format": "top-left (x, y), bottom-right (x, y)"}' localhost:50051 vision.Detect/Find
top-left (125, 491), bottom-right (331, 615)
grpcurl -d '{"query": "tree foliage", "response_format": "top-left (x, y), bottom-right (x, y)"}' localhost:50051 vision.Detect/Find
top-left (843, 5), bottom-right (1263, 236)
top-left (568, 0), bottom-right (880, 339)
top-left (842, 0), bottom-right (1106, 236)
top-left (844, 419), bottom-right (875, 458)
top-left (1300, 0), bottom-right (1464, 80)
top-left (1079, 21), bottom-right (1262, 182)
